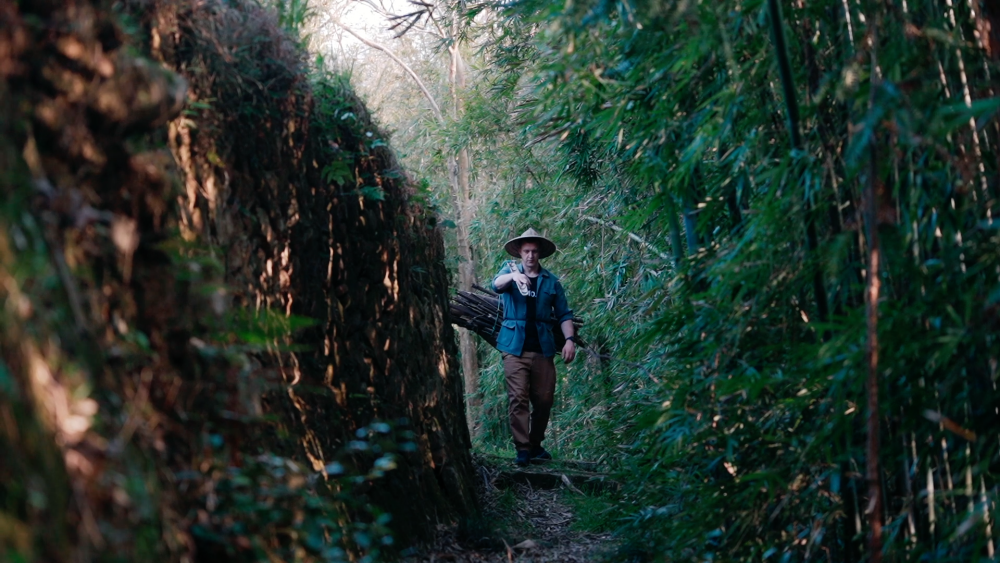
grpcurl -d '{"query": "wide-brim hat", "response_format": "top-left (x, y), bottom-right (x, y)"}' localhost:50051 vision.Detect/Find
top-left (504, 228), bottom-right (557, 259)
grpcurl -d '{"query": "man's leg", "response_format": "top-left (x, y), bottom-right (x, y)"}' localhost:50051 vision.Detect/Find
top-left (503, 353), bottom-right (532, 452)
top-left (527, 353), bottom-right (556, 450)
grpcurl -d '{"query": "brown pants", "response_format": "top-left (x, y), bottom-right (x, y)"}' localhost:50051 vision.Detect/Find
top-left (503, 351), bottom-right (556, 452)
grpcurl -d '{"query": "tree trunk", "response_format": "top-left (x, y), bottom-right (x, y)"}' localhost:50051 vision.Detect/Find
top-left (450, 27), bottom-right (481, 431)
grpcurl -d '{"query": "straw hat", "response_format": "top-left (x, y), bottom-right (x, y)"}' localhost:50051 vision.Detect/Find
top-left (504, 228), bottom-right (557, 259)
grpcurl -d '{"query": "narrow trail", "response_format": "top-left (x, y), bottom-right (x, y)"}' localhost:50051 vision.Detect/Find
top-left (406, 459), bottom-right (617, 562)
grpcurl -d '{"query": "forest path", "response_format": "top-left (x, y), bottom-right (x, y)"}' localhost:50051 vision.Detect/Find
top-left (405, 459), bottom-right (617, 562)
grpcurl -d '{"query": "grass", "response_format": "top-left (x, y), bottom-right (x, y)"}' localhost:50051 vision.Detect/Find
top-left (559, 488), bottom-right (622, 535)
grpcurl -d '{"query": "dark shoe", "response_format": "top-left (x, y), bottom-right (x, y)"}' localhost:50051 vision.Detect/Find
top-left (529, 446), bottom-right (552, 461)
top-left (515, 450), bottom-right (530, 467)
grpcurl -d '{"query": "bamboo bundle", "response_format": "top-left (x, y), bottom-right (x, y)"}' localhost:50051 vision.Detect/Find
top-left (449, 285), bottom-right (583, 349)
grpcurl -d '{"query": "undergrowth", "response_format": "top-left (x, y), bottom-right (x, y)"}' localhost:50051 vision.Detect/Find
top-left (560, 489), bottom-right (621, 535)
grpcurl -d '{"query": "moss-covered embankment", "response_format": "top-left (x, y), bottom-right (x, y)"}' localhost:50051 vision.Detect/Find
top-left (0, 0), bottom-right (476, 560)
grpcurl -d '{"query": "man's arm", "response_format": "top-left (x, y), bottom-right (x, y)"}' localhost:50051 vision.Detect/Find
top-left (560, 319), bottom-right (575, 339)
top-left (560, 319), bottom-right (576, 363)
top-left (491, 263), bottom-right (512, 292)
top-left (493, 268), bottom-right (529, 292)
top-left (554, 281), bottom-right (576, 363)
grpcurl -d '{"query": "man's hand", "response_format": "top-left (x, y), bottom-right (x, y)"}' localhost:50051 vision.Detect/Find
top-left (494, 270), bottom-right (531, 293)
top-left (562, 340), bottom-right (576, 364)
top-left (511, 270), bottom-right (530, 288)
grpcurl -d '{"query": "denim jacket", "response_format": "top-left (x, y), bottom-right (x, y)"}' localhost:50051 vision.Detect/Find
top-left (491, 262), bottom-right (574, 357)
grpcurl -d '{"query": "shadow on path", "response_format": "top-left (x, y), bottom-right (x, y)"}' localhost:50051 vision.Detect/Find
top-left (405, 459), bottom-right (617, 562)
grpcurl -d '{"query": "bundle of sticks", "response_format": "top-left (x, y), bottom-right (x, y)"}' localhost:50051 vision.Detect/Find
top-left (449, 285), bottom-right (584, 350)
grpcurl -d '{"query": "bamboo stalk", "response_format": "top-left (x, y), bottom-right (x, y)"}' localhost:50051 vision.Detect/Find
top-left (942, 435), bottom-right (957, 514)
top-left (766, 0), bottom-right (830, 325)
top-left (944, 0), bottom-right (990, 210)
top-left (903, 428), bottom-right (917, 547)
top-left (928, 459), bottom-right (937, 536)
top-left (582, 216), bottom-right (670, 261)
top-left (666, 196), bottom-right (685, 267)
top-left (864, 16), bottom-right (884, 561)
top-left (982, 476), bottom-right (995, 556)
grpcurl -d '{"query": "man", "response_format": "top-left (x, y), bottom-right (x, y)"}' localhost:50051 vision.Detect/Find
top-left (491, 228), bottom-right (576, 467)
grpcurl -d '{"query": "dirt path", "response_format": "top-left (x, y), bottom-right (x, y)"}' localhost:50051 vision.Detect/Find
top-left (405, 462), bottom-right (616, 562)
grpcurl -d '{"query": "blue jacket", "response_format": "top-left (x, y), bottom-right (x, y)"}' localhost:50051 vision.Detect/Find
top-left (491, 263), bottom-right (574, 357)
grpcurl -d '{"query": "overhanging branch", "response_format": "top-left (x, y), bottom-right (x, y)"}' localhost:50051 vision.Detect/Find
top-left (330, 18), bottom-right (444, 123)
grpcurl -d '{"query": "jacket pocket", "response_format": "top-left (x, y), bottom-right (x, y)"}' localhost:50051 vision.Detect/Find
top-left (497, 320), bottom-right (517, 348)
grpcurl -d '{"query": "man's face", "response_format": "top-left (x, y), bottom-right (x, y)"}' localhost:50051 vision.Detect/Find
top-left (520, 242), bottom-right (540, 268)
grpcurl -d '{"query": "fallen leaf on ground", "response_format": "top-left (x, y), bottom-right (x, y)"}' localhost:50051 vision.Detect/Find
top-left (513, 539), bottom-right (538, 550)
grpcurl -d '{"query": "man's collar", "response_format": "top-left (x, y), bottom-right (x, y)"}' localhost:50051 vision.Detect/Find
top-left (518, 264), bottom-right (550, 278)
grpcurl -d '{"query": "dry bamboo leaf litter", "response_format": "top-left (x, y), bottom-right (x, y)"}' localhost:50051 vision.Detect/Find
top-left (404, 479), bottom-right (615, 562)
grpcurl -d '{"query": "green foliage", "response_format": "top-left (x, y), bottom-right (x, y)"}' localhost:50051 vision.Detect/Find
top-left (264, 0), bottom-right (315, 42)
top-left (561, 490), bottom-right (622, 535)
top-left (468, 158), bottom-right (669, 465)
top-left (185, 423), bottom-right (410, 562)
top-left (452, 0), bottom-right (1000, 559)
top-left (322, 160), bottom-right (354, 186)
